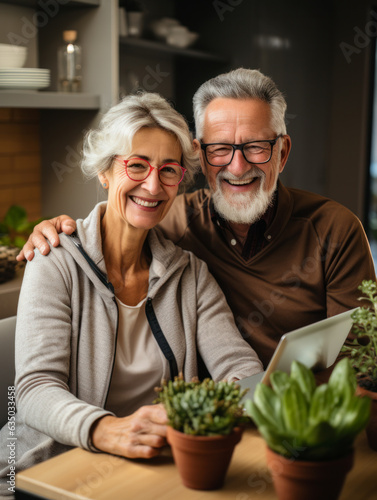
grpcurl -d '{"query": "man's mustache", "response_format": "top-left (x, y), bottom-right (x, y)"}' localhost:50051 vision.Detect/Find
top-left (217, 167), bottom-right (266, 183)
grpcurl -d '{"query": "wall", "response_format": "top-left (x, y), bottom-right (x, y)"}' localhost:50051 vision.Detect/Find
top-left (0, 4), bottom-right (42, 220)
top-left (327, 0), bottom-right (375, 218)
top-left (0, 108), bottom-right (41, 220)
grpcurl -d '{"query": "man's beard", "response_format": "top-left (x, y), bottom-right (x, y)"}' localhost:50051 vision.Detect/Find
top-left (211, 167), bottom-right (277, 225)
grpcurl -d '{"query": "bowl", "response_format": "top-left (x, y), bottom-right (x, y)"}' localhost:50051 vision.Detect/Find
top-left (0, 43), bottom-right (27, 52)
top-left (0, 44), bottom-right (27, 69)
top-left (150, 17), bottom-right (181, 40)
top-left (166, 27), bottom-right (199, 49)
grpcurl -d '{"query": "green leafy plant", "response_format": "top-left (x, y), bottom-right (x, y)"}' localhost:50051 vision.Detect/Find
top-left (0, 205), bottom-right (42, 248)
top-left (246, 359), bottom-right (371, 461)
top-left (155, 374), bottom-right (248, 436)
top-left (341, 280), bottom-right (377, 392)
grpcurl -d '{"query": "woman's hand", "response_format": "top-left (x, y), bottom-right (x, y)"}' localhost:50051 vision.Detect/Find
top-left (17, 215), bottom-right (77, 262)
top-left (91, 404), bottom-right (168, 459)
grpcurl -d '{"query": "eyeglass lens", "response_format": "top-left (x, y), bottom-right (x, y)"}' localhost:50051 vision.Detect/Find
top-left (126, 158), bottom-right (183, 185)
top-left (206, 141), bottom-right (273, 166)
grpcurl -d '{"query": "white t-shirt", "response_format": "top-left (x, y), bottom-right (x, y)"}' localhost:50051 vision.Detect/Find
top-left (105, 297), bottom-right (165, 417)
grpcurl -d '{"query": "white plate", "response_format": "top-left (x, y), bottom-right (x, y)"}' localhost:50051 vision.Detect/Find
top-left (0, 74), bottom-right (50, 80)
top-left (0, 82), bottom-right (50, 87)
top-left (0, 73), bottom-right (50, 78)
top-left (0, 74), bottom-right (50, 79)
top-left (0, 77), bottom-right (50, 82)
top-left (0, 68), bottom-right (50, 75)
top-left (0, 81), bottom-right (50, 90)
top-left (0, 80), bottom-right (50, 84)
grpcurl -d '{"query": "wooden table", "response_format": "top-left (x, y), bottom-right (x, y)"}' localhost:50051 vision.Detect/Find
top-left (16, 428), bottom-right (377, 500)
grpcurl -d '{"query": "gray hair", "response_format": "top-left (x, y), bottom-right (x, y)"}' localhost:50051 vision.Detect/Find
top-left (81, 92), bottom-right (199, 188)
top-left (193, 68), bottom-right (287, 140)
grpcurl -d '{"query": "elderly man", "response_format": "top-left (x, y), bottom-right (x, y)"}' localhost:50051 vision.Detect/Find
top-left (19, 68), bottom-right (376, 367)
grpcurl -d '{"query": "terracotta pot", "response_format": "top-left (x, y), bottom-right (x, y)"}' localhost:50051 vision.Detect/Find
top-left (265, 446), bottom-right (354, 500)
top-left (357, 385), bottom-right (377, 451)
top-left (166, 426), bottom-right (243, 490)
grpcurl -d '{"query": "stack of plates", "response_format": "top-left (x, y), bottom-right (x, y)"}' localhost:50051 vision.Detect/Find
top-left (0, 68), bottom-right (50, 90)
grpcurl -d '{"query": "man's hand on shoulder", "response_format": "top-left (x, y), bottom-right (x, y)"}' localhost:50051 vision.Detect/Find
top-left (17, 215), bottom-right (77, 262)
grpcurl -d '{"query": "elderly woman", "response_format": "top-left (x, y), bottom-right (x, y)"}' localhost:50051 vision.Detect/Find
top-left (0, 93), bottom-right (262, 490)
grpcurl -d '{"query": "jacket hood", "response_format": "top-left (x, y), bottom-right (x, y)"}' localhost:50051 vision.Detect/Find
top-left (59, 202), bottom-right (191, 299)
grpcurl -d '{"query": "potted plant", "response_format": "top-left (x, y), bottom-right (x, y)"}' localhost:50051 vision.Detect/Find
top-left (155, 375), bottom-right (248, 490)
top-left (0, 205), bottom-right (42, 284)
top-left (342, 279), bottom-right (377, 451)
top-left (246, 359), bottom-right (371, 500)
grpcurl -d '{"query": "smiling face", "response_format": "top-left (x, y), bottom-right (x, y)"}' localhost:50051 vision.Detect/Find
top-left (99, 127), bottom-right (182, 232)
top-left (195, 98), bottom-right (291, 225)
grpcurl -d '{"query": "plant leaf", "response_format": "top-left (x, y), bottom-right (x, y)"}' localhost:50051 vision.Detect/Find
top-left (257, 425), bottom-right (293, 457)
top-left (246, 399), bottom-right (277, 430)
top-left (270, 370), bottom-right (291, 394)
top-left (4, 205), bottom-right (27, 230)
top-left (290, 360), bottom-right (316, 404)
top-left (336, 395), bottom-right (371, 440)
top-left (304, 421), bottom-right (337, 447)
top-left (309, 384), bottom-right (333, 426)
top-left (13, 236), bottom-right (27, 248)
top-left (282, 381), bottom-right (308, 435)
top-left (253, 383), bottom-right (284, 429)
top-left (328, 358), bottom-right (357, 395)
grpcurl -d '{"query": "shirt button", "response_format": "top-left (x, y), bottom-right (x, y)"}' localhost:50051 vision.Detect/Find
top-left (230, 238), bottom-right (237, 246)
top-left (267, 234), bottom-right (272, 240)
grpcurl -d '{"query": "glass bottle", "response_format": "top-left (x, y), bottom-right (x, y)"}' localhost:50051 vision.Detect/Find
top-left (58, 30), bottom-right (82, 92)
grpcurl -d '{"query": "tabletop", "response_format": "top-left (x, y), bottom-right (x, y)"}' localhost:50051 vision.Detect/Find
top-left (16, 427), bottom-right (377, 500)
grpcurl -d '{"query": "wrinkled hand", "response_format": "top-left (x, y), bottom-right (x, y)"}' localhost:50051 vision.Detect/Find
top-left (91, 404), bottom-right (168, 459)
top-left (17, 215), bottom-right (77, 262)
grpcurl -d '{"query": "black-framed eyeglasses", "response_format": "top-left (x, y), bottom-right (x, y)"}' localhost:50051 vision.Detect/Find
top-left (200, 134), bottom-right (283, 167)
top-left (118, 157), bottom-right (187, 186)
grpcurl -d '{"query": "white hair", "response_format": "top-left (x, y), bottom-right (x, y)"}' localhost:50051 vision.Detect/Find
top-left (193, 68), bottom-right (287, 140)
top-left (81, 92), bottom-right (199, 188)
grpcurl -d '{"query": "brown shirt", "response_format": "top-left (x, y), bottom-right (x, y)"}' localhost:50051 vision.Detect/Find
top-left (159, 181), bottom-right (376, 368)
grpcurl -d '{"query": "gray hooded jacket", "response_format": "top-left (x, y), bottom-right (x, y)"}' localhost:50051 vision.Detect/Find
top-left (0, 203), bottom-right (262, 495)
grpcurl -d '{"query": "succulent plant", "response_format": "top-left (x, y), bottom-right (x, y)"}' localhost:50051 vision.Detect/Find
top-left (155, 375), bottom-right (248, 436)
top-left (341, 280), bottom-right (377, 392)
top-left (246, 359), bottom-right (371, 461)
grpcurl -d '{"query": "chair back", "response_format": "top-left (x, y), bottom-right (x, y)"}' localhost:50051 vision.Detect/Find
top-left (0, 316), bottom-right (16, 428)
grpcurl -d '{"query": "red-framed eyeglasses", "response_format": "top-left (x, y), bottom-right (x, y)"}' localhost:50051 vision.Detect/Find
top-left (119, 157), bottom-right (187, 186)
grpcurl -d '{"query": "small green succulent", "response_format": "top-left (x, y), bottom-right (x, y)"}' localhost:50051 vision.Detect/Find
top-left (246, 359), bottom-right (371, 461)
top-left (155, 375), bottom-right (248, 436)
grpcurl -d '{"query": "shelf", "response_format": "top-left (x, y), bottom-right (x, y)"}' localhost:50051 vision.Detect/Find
top-left (119, 36), bottom-right (227, 62)
top-left (0, 91), bottom-right (100, 109)
top-left (0, 0), bottom-right (99, 6)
